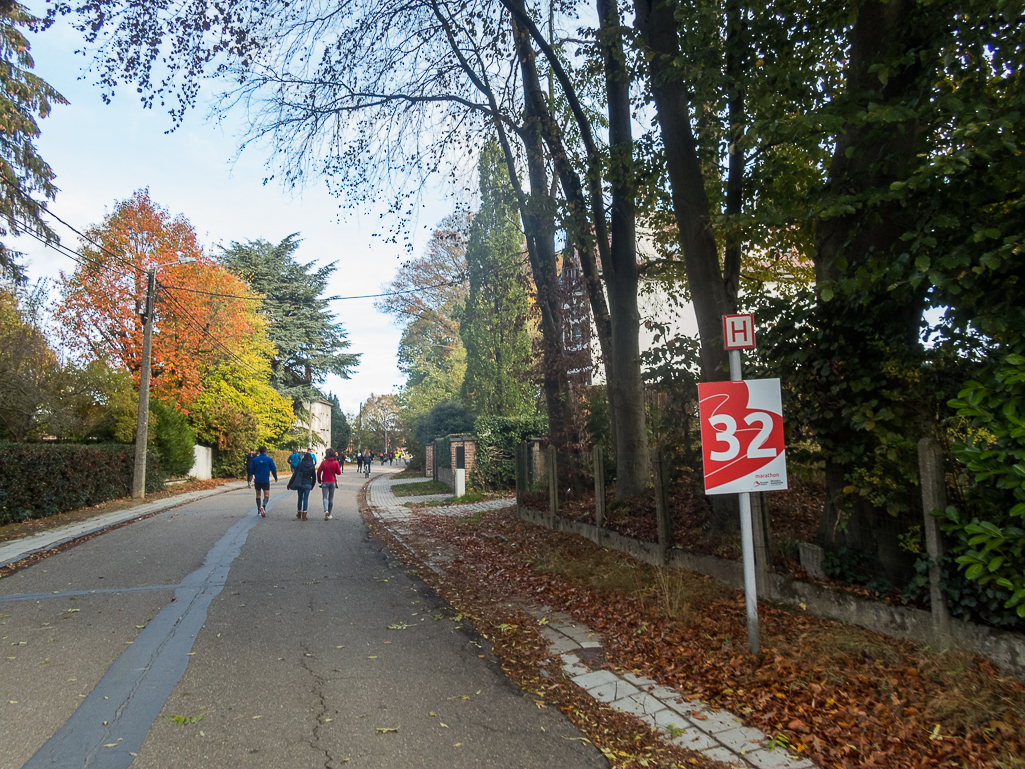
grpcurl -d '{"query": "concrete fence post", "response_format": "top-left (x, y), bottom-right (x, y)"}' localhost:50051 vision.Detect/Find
top-left (594, 446), bottom-right (606, 528)
top-left (547, 444), bottom-right (558, 517)
top-left (919, 436), bottom-right (952, 650)
top-left (653, 448), bottom-right (673, 564)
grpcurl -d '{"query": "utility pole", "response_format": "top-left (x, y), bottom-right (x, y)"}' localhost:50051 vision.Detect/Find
top-left (132, 268), bottom-right (156, 499)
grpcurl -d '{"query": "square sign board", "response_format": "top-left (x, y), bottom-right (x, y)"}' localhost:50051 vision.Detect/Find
top-left (698, 378), bottom-right (788, 495)
top-left (723, 313), bottom-right (756, 350)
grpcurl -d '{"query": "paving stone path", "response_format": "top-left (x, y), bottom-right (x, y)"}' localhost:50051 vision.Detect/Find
top-left (365, 473), bottom-right (815, 769)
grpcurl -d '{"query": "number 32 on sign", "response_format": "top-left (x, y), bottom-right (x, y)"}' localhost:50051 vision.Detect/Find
top-left (698, 378), bottom-right (788, 495)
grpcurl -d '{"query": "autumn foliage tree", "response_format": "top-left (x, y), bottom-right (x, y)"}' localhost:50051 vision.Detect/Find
top-left (57, 190), bottom-right (295, 473)
top-left (57, 189), bottom-right (260, 403)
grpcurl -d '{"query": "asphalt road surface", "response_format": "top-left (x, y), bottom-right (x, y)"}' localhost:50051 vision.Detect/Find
top-left (0, 466), bottom-right (606, 769)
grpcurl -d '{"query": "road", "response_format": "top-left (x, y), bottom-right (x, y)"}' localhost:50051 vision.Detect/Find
top-left (0, 466), bottom-right (606, 769)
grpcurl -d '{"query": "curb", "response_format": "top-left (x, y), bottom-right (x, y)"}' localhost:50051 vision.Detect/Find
top-left (0, 481), bottom-right (249, 571)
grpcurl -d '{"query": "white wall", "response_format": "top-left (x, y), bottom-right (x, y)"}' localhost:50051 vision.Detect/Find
top-left (297, 399), bottom-right (333, 449)
top-left (190, 445), bottom-right (212, 480)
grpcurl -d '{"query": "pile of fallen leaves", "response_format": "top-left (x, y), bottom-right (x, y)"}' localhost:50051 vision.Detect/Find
top-left (365, 499), bottom-right (1025, 769)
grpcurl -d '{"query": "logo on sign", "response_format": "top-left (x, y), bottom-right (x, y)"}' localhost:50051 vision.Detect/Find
top-left (698, 379), bottom-right (788, 495)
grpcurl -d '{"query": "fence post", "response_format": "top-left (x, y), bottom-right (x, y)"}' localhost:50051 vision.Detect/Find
top-left (547, 444), bottom-right (558, 517)
top-left (751, 492), bottom-right (771, 599)
top-left (516, 442), bottom-right (525, 514)
top-left (653, 448), bottom-right (673, 563)
top-left (594, 446), bottom-right (606, 528)
top-left (919, 436), bottom-right (952, 650)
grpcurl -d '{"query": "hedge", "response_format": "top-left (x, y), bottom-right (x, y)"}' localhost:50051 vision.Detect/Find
top-left (0, 443), bottom-right (166, 525)
top-left (472, 414), bottom-right (548, 490)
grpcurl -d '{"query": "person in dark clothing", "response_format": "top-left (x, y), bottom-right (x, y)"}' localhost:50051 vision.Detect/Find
top-left (247, 447), bottom-right (278, 517)
top-left (245, 449), bottom-right (257, 488)
top-left (292, 449), bottom-right (317, 521)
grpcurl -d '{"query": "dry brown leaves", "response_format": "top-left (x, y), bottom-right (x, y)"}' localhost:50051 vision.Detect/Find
top-left (366, 502), bottom-right (1025, 769)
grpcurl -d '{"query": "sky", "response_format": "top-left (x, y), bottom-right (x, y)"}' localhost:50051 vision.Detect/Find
top-left (16, 9), bottom-right (455, 418)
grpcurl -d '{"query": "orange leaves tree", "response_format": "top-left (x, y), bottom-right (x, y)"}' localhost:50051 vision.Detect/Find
top-left (57, 189), bottom-right (258, 404)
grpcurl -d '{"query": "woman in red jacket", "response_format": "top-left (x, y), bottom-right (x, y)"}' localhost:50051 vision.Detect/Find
top-left (317, 448), bottom-right (343, 520)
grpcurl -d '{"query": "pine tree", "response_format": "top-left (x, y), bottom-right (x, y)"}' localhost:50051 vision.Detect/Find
top-left (220, 234), bottom-right (359, 403)
top-left (0, 3), bottom-right (66, 279)
top-left (459, 141), bottom-right (533, 417)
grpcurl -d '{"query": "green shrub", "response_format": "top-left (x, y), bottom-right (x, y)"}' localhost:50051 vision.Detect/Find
top-left (473, 414), bottom-right (548, 490)
top-left (0, 442), bottom-right (164, 525)
top-left (151, 399), bottom-right (197, 477)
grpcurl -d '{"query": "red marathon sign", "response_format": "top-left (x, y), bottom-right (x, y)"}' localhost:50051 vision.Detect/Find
top-left (698, 379), bottom-right (788, 495)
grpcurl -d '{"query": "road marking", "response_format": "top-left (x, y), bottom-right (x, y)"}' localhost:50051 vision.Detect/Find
top-left (22, 499), bottom-right (275, 769)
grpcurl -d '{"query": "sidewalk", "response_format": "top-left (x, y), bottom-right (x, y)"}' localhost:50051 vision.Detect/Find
top-left (0, 481), bottom-right (249, 570)
top-left (365, 473), bottom-right (815, 769)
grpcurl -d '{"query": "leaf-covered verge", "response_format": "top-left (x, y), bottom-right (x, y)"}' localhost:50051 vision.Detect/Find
top-left (364, 500), bottom-right (1025, 769)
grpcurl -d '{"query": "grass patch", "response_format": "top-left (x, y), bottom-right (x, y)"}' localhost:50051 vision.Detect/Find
top-left (390, 480), bottom-right (451, 497)
top-left (392, 467), bottom-right (423, 479)
top-left (425, 490), bottom-right (486, 506)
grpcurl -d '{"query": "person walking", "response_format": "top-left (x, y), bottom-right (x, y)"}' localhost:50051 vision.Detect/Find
top-left (317, 448), bottom-right (342, 520)
top-left (245, 449), bottom-right (256, 488)
top-left (247, 446), bottom-right (278, 518)
top-left (363, 449), bottom-right (372, 478)
top-left (356, 451), bottom-right (363, 474)
top-left (290, 449), bottom-right (317, 520)
top-left (287, 446), bottom-right (302, 472)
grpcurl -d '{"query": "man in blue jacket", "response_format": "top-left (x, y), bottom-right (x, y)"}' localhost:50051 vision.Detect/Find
top-left (247, 446), bottom-right (278, 518)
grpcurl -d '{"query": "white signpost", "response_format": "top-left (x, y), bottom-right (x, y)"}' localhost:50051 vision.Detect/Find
top-left (697, 314), bottom-right (788, 654)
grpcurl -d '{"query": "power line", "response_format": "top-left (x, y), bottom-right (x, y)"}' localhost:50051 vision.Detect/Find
top-left (158, 279), bottom-right (463, 302)
top-left (156, 282), bottom-right (267, 377)
top-left (41, 206), bottom-right (150, 278)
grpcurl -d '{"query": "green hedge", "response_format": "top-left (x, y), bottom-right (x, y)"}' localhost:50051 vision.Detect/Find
top-left (0, 443), bottom-right (165, 525)
top-left (473, 414), bottom-right (548, 490)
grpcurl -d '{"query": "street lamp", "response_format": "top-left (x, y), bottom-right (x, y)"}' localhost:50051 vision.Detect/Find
top-left (132, 257), bottom-right (197, 499)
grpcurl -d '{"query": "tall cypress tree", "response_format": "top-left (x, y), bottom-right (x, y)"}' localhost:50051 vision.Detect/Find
top-left (459, 141), bottom-right (534, 417)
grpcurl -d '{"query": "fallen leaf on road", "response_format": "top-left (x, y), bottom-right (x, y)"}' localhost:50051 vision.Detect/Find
top-left (376, 727), bottom-right (399, 734)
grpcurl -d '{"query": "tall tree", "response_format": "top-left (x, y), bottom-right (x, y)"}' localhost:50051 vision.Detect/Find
top-left (220, 234), bottom-right (359, 404)
top-left (328, 393), bottom-right (351, 452)
top-left (57, 190), bottom-right (262, 404)
top-left (459, 141), bottom-right (533, 418)
top-left (0, 2), bottom-right (66, 280)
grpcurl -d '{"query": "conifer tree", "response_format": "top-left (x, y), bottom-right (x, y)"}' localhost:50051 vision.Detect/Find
top-left (459, 141), bottom-right (533, 418)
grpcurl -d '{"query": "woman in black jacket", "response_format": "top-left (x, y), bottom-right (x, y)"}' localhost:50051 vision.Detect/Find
top-left (292, 450), bottom-right (318, 521)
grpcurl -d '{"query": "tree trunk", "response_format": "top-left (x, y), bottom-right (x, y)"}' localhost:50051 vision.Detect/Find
top-left (814, 0), bottom-right (928, 564)
top-left (633, 0), bottom-right (731, 383)
top-left (503, 0), bottom-right (620, 462)
top-left (634, 0), bottom-right (737, 531)
top-left (598, 0), bottom-right (649, 498)
top-left (510, 15), bottom-right (577, 464)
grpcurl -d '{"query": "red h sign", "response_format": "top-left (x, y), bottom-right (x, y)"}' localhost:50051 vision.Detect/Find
top-left (723, 314), bottom-right (756, 350)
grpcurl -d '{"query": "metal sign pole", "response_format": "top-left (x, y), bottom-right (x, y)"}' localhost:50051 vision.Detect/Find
top-left (729, 347), bottom-right (761, 654)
